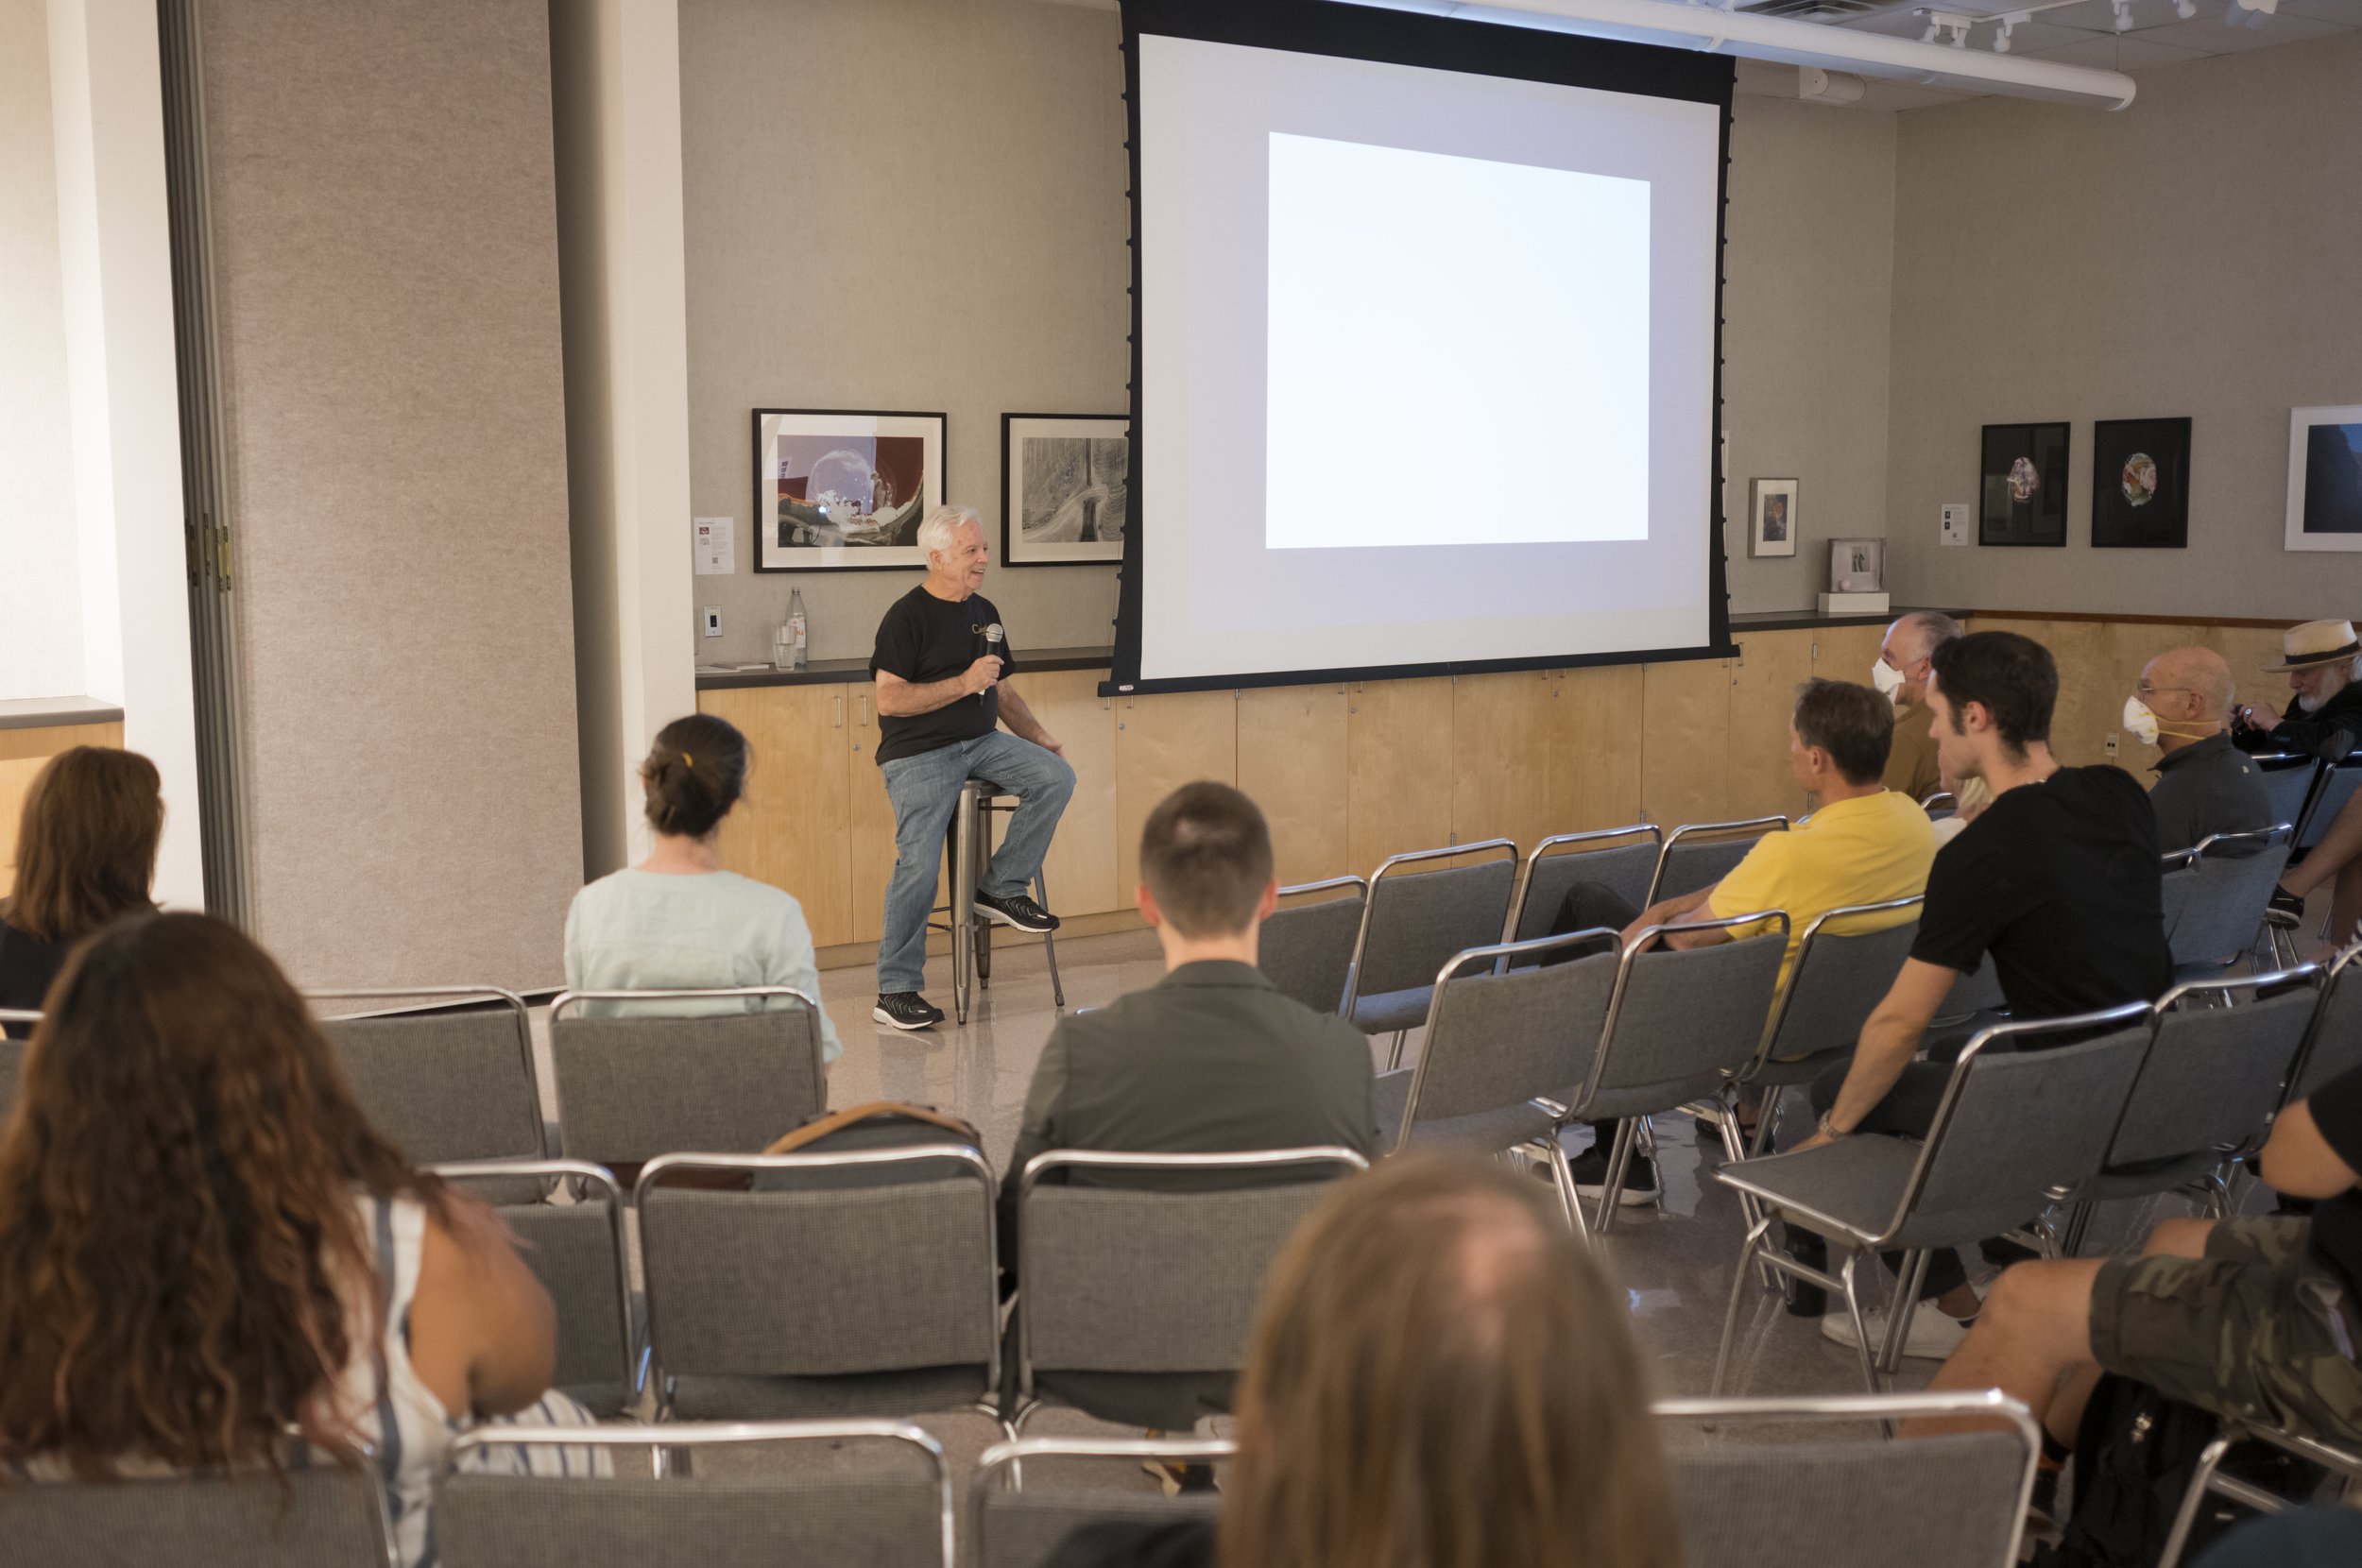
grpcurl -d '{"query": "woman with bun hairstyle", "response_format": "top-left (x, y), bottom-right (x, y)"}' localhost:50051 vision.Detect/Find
top-left (563, 713), bottom-right (842, 1064)
top-left (0, 746), bottom-right (163, 1034)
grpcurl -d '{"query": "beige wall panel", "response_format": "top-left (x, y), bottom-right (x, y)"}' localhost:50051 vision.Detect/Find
top-left (1640, 658), bottom-right (1733, 827)
top-left (1729, 630), bottom-right (1815, 822)
top-left (2207, 626), bottom-right (2301, 720)
top-left (203, 0), bottom-right (580, 988)
top-left (0, 722), bottom-right (125, 897)
top-left (1114, 691), bottom-right (1238, 899)
top-left (1451, 671), bottom-right (1562, 856)
top-left (698, 686), bottom-right (853, 945)
top-left (1551, 666), bottom-right (1647, 835)
top-left (1346, 678), bottom-right (1454, 874)
top-left (1238, 685), bottom-right (1351, 889)
top-left (1016, 670), bottom-right (1120, 918)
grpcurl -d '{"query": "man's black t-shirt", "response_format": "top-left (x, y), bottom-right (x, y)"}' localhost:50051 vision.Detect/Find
top-left (2302, 1060), bottom-right (2362, 1294)
top-left (868, 587), bottom-right (1018, 766)
top-left (1910, 764), bottom-right (2172, 1023)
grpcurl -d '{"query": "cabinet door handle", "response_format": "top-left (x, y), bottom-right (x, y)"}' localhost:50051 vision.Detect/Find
top-left (858, 693), bottom-right (871, 725)
top-left (833, 692), bottom-right (845, 728)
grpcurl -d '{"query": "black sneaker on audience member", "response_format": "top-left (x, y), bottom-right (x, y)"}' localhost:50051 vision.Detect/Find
top-left (2267, 885), bottom-right (2306, 923)
top-left (873, 992), bottom-right (944, 1031)
top-left (974, 891), bottom-right (1061, 932)
top-left (1567, 1145), bottom-right (1658, 1205)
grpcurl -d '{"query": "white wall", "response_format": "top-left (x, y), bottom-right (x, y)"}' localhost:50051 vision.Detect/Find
top-left (1885, 34), bottom-right (2362, 618)
top-left (0, 0), bottom-right (84, 700)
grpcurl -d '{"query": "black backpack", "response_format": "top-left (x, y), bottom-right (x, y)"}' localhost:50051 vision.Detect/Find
top-left (2035, 1374), bottom-right (2326, 1568)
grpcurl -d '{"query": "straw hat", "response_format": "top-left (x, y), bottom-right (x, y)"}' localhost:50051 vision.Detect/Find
top-left (2263, 619), bottom-right (2362, 671)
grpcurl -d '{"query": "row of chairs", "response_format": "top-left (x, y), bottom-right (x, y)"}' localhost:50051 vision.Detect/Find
top-left (1, 1390), bottom-right (2050, 1568)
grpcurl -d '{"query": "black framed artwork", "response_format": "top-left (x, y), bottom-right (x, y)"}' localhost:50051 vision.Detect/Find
top-left (2090, 418), bottom-right (2191, 549)
top-left (750, 408), bottom-right (946, 571)
top-left (1979, 422), bottom-right (2070, 547)
top-left (1001, 415), bottom-right (1128, 566)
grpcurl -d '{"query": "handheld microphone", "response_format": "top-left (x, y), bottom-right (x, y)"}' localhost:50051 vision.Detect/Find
top-left (977, 622), bottom-right (1004, 702)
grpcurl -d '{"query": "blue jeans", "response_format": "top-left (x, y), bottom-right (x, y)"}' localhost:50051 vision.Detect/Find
top-left (876, 731), bottom-right (1075, 996)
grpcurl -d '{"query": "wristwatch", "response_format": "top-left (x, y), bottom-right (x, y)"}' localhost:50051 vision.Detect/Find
top-left (1816, 1112), bottom-right (1851, 1141)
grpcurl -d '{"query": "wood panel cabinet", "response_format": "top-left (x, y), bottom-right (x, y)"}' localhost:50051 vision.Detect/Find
top-left (1553, 665), bottom-right (1646, 834)
top-left (1346, 676), bottom-right (1454, 871)
top-left (1, 720), bottom-right (126, 898)
top-left (1239, 685), bottom-right (1351, 887)
top-left (1729, 629), bottom-right (1815, 822)
top-left (1451, 670), bottom-right (1561, 855)
top-left (1019, 669), bottom-right (1120, 918)
top-left (699, 685), bottom-right (853, 944)
top-left (1639, 656), bottom-right (1732, 827)
top-left (1113, 690), bottom-right (1238, 899)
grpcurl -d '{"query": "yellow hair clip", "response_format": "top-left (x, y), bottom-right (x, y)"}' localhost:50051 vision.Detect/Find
top-left (682, 753), bottom-right (694, 768)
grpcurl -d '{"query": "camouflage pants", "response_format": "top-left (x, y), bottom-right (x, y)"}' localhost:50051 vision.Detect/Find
top-left (2091, 1216), bottom-right (2362, 1446)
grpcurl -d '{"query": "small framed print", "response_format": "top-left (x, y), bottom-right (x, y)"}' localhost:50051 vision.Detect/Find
top-left (2091, 418), bottom-right (2192, 549)
top-left (1002, 414), bottom-right (1128, 566)
top-left (1749, 479), bottom-right (1798, 558)
top-left (1829, 537), bottom-right (1884, 593)
top-left (1979, 422), bottom-right (2070, 547)
top-left (2285, 405), bottom-right (2362, 553)
top-left (751, 408), bottom-right (946, 571)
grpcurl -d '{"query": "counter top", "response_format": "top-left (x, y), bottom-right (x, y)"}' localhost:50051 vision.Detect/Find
top-left (0, 695), bottom-right (127, 731)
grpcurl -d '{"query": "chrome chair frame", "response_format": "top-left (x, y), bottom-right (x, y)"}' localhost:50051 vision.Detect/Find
top-left (1919, 791), bottom-right (1958, 815)
top-left (631, 1145), bottom-right (1003, 1428)
top-left (970, 1434), bottom-right (1234, 1550)
top-left (1560, 909), bottom-right (1790, 1233)
top-left (2156, 1421), bottom-right (2362, 1568)
top-left (1499, 824), bottom-right (1664, 946)
top-left (1642, 814), bottom-right (1789, 907)
top-left (2280, 937), bottom-right (2362, 1113)
top-left (933, 779), bottom-right (1065, 1025)
top-left (549, 986), bottom-right (828, 1153)
top-left (2292, 754), bottom-right (2362, 854)
top-left (427, 1157), bottom-right (638, 1405)
top-left (443, 1418), bottom-right (954, 1568)
top-left (1010, 1146), bottom-right (1369, 1425)
top-left (309, 986), bottom-right (547, 1157)
top-left (1710, 1000), bottom-right (2152, 1405)
top-left (2159, 824), bottom-right (2295, 973)
top-left (1336, 838), bottom-right (1517, 1059)
top-left (1387, 927), bottom-right (1620, 1234)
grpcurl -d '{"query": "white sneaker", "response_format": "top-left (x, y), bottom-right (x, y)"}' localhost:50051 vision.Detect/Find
top-left (1820, 1303), bottom-right (1975, 1360)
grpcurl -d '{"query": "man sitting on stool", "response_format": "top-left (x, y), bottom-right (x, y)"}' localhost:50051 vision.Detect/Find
top-left (1547, 679), bottom-right (1935, 1205)
top-left (867, 504), bottom-right (1074, 1031)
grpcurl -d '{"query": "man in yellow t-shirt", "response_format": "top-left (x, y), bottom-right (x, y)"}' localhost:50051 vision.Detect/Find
top-left (1549, 678), bottom-right (1937, 1204)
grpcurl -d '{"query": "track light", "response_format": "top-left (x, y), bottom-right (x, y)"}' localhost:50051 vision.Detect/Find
top-left (2175, 0), bottom-right (2196, 15)
top-left (2110, 0), bottom-right (2133, 29)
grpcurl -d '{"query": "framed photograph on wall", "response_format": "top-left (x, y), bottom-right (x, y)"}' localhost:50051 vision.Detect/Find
top-left (1748, 478), bottom-right (1798, 558)
top-left (2285, 405), bottom-right (2362, 553)
top-left (2091, 418), bottom-right (2191, 549)
top-left (1979, 422), bottom-right (2070, 547)
top-left (1002, 414), bottom-right (1129, 565)
top-left (751, 408), bottom-right (946, 571)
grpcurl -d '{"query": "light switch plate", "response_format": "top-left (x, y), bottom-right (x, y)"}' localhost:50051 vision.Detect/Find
top-left (702, 606), bottom-right (722, 638)
top-left (1941, 503), bottom-right (1972, 548)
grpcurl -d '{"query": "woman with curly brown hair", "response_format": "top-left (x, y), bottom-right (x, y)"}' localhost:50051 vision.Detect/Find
top-left (0, 746), bottom-right (162, 1033)
top-left (1053, 1153), bottom-right (1686, 1568)
top-left (0, 912), bottom-right (565, 1566)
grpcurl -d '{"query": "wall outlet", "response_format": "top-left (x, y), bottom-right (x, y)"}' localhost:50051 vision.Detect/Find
top-left (1941, 503), bottom-right (1972, 548)
top-left (702, 606), bottom-right (722, 638)
top-left (2104, 731), bottom-right (2119, 760)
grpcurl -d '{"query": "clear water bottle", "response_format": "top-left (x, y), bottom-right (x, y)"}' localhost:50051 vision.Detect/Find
top-left (786, 588), bottom-right (810, 671)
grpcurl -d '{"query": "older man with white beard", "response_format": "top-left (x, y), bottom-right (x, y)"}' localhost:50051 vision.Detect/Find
top-left (2234, 618), bottom-right (2362, 761)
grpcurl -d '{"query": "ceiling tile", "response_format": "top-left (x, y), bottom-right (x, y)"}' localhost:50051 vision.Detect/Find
top-left (2281, 0), bottom-right (2362, 20)
top-left (2137, 9), bottom-right (2355, 45)
top-left (2024, 31), bottom-right (2210, 60)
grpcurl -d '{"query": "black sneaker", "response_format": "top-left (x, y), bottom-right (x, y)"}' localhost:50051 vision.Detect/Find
top-left (1567, 1145), bottom-right (1659, 1206)
top-left (873, 992), bottom-right (944, 1031)
top-left (974, 891), bottom-right (1060, 932)
top-left (2268, 886), bottom-right (2305, 924)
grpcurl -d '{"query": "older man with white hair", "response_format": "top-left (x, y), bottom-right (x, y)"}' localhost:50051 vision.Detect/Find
top-left (865, 505), bottom-right (1074, 1031)
top-left (2234, 618), bottom-right (2362, 760)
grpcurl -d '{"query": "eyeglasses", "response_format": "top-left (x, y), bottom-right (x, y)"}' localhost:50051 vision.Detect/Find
top-left (2134, 682), bottom-right (2192, 699)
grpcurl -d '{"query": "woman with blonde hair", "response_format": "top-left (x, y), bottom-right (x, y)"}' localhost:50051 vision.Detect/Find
top-left (0, 746), bottom-right (162, 1031)
top-left (1053, 1153), bottom-right (1686, 1568)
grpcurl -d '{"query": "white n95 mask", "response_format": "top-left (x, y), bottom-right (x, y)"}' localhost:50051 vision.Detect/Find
top-left (1870, 658), bottom-right (1907, 705)
top-left (2123, 696), bottom-right (2161, 747)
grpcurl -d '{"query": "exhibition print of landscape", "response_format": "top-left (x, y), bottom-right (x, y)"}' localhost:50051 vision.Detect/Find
top-left (1021, 435), bottom-right (1128, 545)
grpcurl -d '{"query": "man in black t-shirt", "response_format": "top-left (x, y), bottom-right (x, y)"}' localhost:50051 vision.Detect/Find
top-left (1791, 631), bottom-right (2172, 1356)
top-left (1908, 1054), bottom-right (2362, 1450)
top-left (866, 505), bottom-right (1074, 1031)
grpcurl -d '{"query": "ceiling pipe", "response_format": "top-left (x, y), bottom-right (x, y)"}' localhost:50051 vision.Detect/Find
top-left (1341, 0), bottom-right (2140, 109)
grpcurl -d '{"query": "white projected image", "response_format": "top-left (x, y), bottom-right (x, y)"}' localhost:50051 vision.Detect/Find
top-left (1264, 132), bottom-right (1651, 551)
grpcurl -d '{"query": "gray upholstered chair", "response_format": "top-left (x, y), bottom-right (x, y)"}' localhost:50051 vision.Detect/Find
top-left (2251, 752), bottom-right (2319, 839)
top-left (1338, 840), bottom-right (1517, 1050)
top-left (2055, 967), bottom-right (2321, 1255)
top-left (1739, 900), bottom-right (1922, 1157)
top-left (2294, 756), bottom-right (2362, 853)
top-left (1010, 1147), bottom-right (1367, 1433)
top-left (312, 987), bottom-right (546, 1202)
top-left (1502, 825), bottom-right (1663, 945)
top-left (0, 1460), bottom-right (397, 1568)
top-left (1372, 929), bottom-right (1621, 1231)
top-left (970, 1436), bottom-right (1229, 1568)
top-left (1662, 1390), bottom-right (2042, 1568)
top-left (2165, 825), bottom-right (2294, 979)
top-left (2286, 939), bottom-right (2362, 1106)
top-left (1558, 912), bottom-right (1791, 1230)
top-left (546, 987), bottom-right (826, 1168)
top-left (429, 1158), bottom-right (637, 1416)
top-left (1255, 877), bottom-right (1366, 1015)
top-left (634, 1145), bottom-right (1001, 1425)
top-left (435, 1420), bottom-right (954, 1568)
top-left (1712, 1003), bottom-right (2152, 1401)
top-left (2157, 1421), bottom-right (2362, 1568)
top-left (1644, 815), bottom-right (1788, 905)
top-left (1935, 956), bottom-right (2008, 1023)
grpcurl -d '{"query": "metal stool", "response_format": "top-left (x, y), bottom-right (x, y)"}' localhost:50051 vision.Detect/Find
top-left (932, 779), bottom-right (1064, 1025)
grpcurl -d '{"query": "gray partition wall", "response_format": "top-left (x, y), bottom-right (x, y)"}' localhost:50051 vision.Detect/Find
top-left (194, 0), bottom-right (582, 986)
